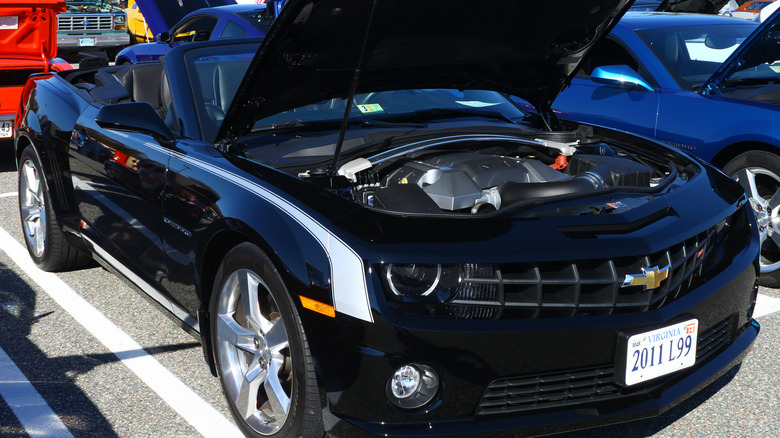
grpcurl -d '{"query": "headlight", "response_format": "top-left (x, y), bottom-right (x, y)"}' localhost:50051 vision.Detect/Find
top-left (114, 15), bottom-right (126, 24)
top-left (384, 263), bottom-right (461, 301)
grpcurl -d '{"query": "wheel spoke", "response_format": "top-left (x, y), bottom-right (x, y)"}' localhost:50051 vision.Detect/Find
top-left (735, 168), bottom-right (762, 205)
top-left (238, 271), bottom-right (274, 334)
top-left (24, 206), bottom-right (41, 223)
top-left (236, 366), bottom-right (265, 421)
top-left (23, 163), bottom-right (39, 196)
top-left (265, 318), bottom-right (289, 353)
top-left (264, 357), bottom-right (291, 419)
top-left (216, 314), bottom-right (258, 353)
top-left (768, 188), bottom-right (780, 213)
top-left (33, 223), bottom-right (44, 256)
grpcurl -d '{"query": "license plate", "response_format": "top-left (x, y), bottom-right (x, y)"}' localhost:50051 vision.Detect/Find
top-left (618, 319), bottom-right (698, 386)
top-left (79, 37), bottom-right (95, 47)
top-left (0, 121), bottom-right (11, 139)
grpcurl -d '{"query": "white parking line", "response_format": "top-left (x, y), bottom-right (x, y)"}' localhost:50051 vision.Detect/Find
top-left (0, 346), bottom-right (72, 437)
top-left (0, 226), bottom-right (242, 438)
top-left (754, 293), bottom-right (780, 318)
top-left (0, 192), bottom-right (17, 198)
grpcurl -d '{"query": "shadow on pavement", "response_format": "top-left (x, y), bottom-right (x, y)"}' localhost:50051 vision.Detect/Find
top-left (0, 258), bottom-right (199, 436)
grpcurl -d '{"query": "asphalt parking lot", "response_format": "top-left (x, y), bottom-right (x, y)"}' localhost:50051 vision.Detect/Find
top-left (0, 141), bottom-right (778, 438)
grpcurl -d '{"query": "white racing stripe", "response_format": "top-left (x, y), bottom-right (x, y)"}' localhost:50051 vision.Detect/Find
top-left (0, 226), bottom-right (242, 438)
top-left (0, 346), bottom-right (72, 437)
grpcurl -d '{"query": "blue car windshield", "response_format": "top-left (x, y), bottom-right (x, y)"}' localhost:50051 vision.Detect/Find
top-left (636, 23), bottom-right (756, 90)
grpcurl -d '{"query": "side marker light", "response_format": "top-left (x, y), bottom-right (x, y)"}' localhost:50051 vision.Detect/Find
top-left (300, 296), bottom-right (335, 317)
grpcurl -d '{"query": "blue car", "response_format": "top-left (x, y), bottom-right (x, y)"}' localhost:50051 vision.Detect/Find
top-left (115, 3), bottom-right (272, 65)
top-left (554, 11), bottom-right (780, 286)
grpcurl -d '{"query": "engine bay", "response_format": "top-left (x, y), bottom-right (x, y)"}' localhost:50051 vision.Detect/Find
top-left (304, 130), bottom-right (679, 215)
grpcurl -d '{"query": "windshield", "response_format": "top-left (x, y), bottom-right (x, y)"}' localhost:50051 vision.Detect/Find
top-left (722, 19), bottom-right (780, 85)
top-left (252, 90), bottom-right (525, 130)
top-left (187, 43), bottom-right (529, 143)
top-left (636, 23), bottom-right (756, 90)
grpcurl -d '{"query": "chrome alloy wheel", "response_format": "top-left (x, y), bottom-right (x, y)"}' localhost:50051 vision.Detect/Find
top-left (215, 268), bottom-right (292, 435)
top-left (734, 167), bottom-right (780, 274)
top-left (19, 159), bottom-right (47, 258)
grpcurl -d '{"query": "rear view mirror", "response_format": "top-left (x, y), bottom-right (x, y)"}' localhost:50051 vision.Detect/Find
top-left (705, 34), bottom-right (737, 49)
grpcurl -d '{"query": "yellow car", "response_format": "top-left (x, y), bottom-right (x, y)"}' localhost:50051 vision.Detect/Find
top-left (126, 0), bottom-right (153, 43)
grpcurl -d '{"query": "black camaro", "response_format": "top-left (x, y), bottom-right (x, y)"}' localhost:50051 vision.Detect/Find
top-left (14, 0), bottom-right (760, 436)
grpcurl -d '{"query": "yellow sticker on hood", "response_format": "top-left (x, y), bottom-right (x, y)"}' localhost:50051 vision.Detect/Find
top-left (357, 103), bottom-right (384, 114)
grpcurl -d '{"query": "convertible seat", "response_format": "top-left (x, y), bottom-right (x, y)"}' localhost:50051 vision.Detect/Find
top-left (118, 63), bottom-right (165, 109)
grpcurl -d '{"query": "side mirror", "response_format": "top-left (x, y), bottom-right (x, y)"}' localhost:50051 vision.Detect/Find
top-left (156, 32), bottom-right (170, 42)
top-left (591, 65), bottom-right (654, 92)
top-left (96, 102), bottom-right (174, 143)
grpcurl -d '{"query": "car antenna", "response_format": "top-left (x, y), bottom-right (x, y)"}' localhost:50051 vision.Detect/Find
top-left (329, 0), bottom-right (378, 176)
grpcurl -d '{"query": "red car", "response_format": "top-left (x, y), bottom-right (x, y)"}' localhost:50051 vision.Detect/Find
top-left (0, 0), bottom-right (71, 143)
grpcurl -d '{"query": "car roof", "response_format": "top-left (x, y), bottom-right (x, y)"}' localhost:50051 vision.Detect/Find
top-left (615, 11), bottom-right (758, 30)
top-left (187, 3), bottom-right (265, 17)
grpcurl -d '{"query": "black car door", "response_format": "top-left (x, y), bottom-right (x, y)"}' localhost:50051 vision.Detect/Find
top-left (69, 102), bottom-right (171, 297)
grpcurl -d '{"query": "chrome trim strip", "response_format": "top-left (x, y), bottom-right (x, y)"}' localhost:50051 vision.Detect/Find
top-left (83, 234), bottom-right (200, 332)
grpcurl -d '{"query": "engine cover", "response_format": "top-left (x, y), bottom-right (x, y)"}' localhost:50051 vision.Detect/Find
top-left (384, 153), bottom-right (569, 211)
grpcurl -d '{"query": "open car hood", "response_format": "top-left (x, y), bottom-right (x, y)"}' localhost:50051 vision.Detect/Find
top-left (135, 0), bottom-right (237, 37)
top-left (0, 0), bottom-right (64, 61)
top-left (217, 0), bottom-right (633, 143)
top-left (701, 5), bottom-right (780, 91)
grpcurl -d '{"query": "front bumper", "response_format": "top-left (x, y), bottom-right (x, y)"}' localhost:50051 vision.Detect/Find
top-left (57, 32), bottom-right (129, 50)
top-left (303, 249), bottom-right (759, 437)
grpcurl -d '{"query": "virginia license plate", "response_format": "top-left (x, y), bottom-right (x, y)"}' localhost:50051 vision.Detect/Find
top-left (79, 37), bottom-right (95, 46)
top-left (619, 319), bottom-right (698, 386)
top-left (0, 120), bottom-right (11, 138)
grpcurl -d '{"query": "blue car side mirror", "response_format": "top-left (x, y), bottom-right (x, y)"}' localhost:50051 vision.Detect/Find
top-left (591, 65), bottom-right (654, 92)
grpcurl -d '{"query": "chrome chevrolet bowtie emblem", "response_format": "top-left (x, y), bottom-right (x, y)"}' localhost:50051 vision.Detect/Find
top-left (622, 265), bottom-right (670, 290)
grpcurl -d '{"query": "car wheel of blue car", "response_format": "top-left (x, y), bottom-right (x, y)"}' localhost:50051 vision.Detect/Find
top-left (210, 243), bottom-right (323, 437)
top-left (725, 151), bottom-right (780, 287)
top-left (18, 146), bottom-right (90, 272)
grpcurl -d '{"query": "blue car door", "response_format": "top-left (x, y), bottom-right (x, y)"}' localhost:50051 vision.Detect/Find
top-left (554, 38), bottom-right (661, 139)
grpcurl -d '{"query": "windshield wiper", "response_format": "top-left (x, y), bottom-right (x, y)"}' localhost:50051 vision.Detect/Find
top-left (251, 119), bottom-right (338, 133)
top-left (395, 108), bottom-right (518, 124)
top-left (360, 119), bottom-right (424, 129)
top-left (251, 117), bottom-right (423, 134)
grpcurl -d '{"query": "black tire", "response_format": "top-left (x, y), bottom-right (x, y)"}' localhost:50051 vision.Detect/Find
top-left (18, 146), bottom-right (90, 271)
top-left (209, 243), bottom-right (323, 437)
top-left (724, 150), bottom-right (780, 287)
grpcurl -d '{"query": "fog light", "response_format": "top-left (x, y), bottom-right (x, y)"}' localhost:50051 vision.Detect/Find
top-left (386, 364), bottom-right (439, 409)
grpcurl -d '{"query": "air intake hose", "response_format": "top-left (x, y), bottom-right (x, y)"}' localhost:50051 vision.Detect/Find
top-left (498, 165), bottom-right (612, 206)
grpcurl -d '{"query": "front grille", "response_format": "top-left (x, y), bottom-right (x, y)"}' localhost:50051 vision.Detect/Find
top-left (57, 15), bottom-right (114, 32)
top-left (476, 317), bottom-right (735, 415)
top-left (451, 226), bottom-right (715, 319)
